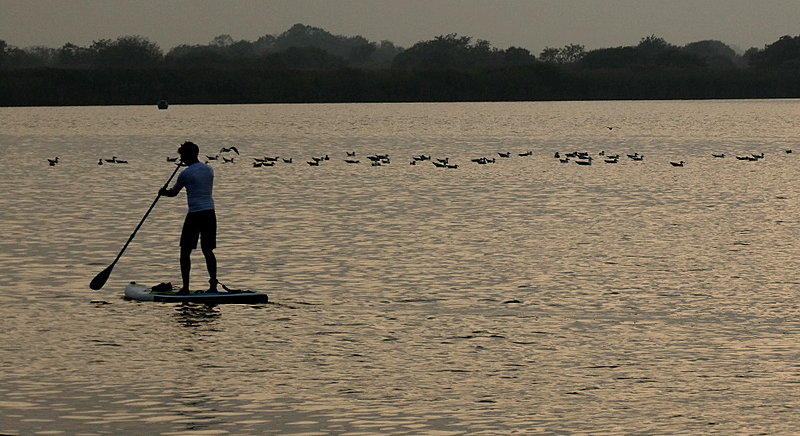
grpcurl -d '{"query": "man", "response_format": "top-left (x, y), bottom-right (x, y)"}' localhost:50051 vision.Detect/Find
top-left (159, 141), bottom-right (219, 294)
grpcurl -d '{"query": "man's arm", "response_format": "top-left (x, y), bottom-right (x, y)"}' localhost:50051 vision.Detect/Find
top-left (159, 185), bottom-right (180, 197)
top-left (159, 174), bottom-right (184, 197)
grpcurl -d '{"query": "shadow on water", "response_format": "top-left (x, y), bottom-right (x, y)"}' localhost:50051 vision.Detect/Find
top-left (173, 303), bottom-right (221, 327)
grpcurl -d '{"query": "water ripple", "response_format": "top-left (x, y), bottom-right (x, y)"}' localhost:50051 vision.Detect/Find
top-left (3, 101), bottom-right (800, 434)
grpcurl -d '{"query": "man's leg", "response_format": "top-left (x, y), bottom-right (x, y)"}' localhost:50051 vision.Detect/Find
top-left (202, 247), bottom-right (217, 291)
top-left (180, 246), bottom-right (193, 292)
top-left (199, 210), bottom-right (218, 292)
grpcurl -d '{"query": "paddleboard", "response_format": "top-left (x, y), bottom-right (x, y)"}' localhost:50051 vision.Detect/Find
top-left (124, 282), bottom-right (268, 304)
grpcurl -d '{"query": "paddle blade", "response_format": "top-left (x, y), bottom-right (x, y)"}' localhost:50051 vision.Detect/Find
top-left (89, 264), bottom-right (114, 290)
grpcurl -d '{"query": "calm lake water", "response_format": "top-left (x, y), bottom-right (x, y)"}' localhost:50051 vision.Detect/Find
top-left (2, 100), bottom-right (800, 434)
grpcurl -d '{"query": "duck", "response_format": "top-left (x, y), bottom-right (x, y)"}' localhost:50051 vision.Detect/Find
top-left (786, 149), bottom-right (793, 154)
top-left (253, 162), bottom-right (263, 168)
top-left (712, 153), bottom-right (725, 158)
top-left (604, 157), bottom-right (618, 164)
top-left (115, 158), bottom-right (128, 164)
top-left (368, 154), bottom-right (388, 162)
top-left (498, 152), bottom-right (511, 158)
top-left (220, 146), bottom-right (239, 154)
top-left (97, 158), bottom-right (103, 165)
top-left (206, 155), bottom-right (219, 161)
top-left (346, 151), bottom-right (356, 157)
top-left (518, 151), bottom-right (532, 157)
top-left (670, 161), bottom-right (685, 167)
top-left (222, 156), bottom-right (235, 163)
top-left (48, 157), bottom-right (59, 166)
top-left (307, 160), bottom-right (320, 166)
top-left (575, 156), bottom-right (593, 165)
top-left (345, 159), bottom-right (360, 164)
top-left (166, 156), bottom-right (179, 162)
top-left (432, 161), bottom-right (447, 168)
top-left (282, 158), bottom-right (293, 163)
top-left (104, 156), bottom-right (118, 163)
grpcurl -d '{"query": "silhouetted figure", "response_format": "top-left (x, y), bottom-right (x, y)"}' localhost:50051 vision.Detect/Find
top-left (159, 141), bottom-right (219, 294)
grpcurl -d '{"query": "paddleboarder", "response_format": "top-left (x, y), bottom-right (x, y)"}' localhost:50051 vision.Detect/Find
top-left (159, 141), bottom-right (219, 294)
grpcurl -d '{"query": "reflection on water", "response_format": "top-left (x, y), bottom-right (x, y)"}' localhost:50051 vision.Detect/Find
top-left (2, 101), bottom-right (800, 434)
top-left (173, 303), bottom-right (221, 328)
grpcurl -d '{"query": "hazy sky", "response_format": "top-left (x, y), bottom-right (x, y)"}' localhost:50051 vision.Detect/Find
top-left (2, 0), bottom-right (798, 54)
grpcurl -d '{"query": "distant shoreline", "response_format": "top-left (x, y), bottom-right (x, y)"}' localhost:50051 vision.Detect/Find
top-left (1, 66), bottom-right (797, 107)
top-left (3, 27), bottom-right (799, 107)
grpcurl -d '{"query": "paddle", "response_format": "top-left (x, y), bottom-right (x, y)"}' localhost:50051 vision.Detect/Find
top-left (89, 162), bottom-right (183, 290)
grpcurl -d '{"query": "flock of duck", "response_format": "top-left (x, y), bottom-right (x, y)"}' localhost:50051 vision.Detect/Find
top-left (230, 148), bottom-right (790, 169)
top-left (48, 156), bottom-right (131, 166)
top-left (46, 146), bottom-right (792, 169)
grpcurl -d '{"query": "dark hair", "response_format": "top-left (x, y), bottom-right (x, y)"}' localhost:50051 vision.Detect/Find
top-left (178, 141), bottom-right (199, 158)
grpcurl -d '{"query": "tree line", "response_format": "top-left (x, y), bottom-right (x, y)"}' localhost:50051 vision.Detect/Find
top-left (1, 24), bottom-right (800, 106)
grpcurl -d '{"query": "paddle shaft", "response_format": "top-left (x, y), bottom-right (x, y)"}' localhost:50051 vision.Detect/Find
top-left (90, 163), bottom-right (182, 289)
top-left (114, 163), bottom-right (181, 263)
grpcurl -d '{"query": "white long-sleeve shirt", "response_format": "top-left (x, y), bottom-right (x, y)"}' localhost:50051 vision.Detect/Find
top-left (170, 162), bottom-right (215, 213)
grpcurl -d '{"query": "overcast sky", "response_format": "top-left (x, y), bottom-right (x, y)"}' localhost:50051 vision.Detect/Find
top-left (2, 0), bottom-right (798, 54)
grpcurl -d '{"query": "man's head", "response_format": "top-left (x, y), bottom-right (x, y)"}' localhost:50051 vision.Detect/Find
top-left (178, 141), bottom-right (200, 161)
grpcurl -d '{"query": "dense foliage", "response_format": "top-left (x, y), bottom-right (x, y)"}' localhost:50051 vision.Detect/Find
top-left (1, 25), bottom-right (799, 106)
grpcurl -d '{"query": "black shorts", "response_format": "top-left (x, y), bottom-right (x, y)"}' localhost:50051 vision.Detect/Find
top-left (181, 209), bottom-right (216, 250)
